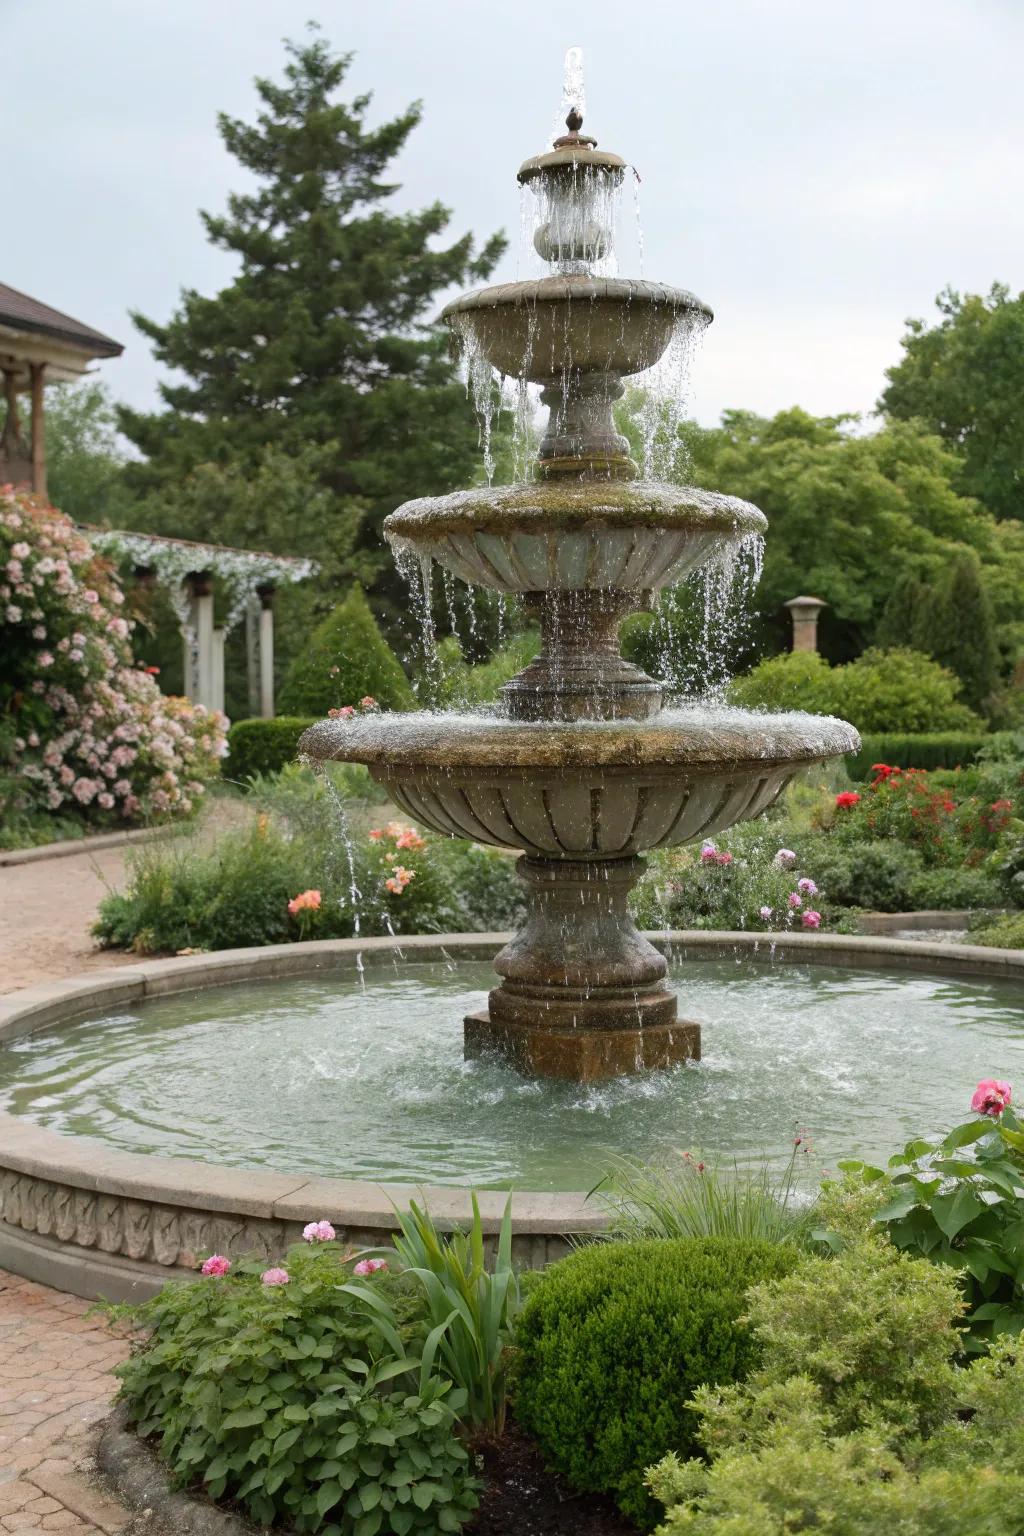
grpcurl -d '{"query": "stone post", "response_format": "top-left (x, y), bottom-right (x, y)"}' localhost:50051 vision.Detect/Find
top-left (182, 573), bottom-right (214, 706)
top-left (783, 595), bottom-right (827, 654)
top-left (245, 595), bottom-right (262, 717)
top-left (211, 628), bottom-right (226, 717)
top-left (257, 584), bottom-right (275, 718)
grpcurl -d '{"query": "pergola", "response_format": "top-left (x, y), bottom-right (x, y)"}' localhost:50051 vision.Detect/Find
top-left (0, 281), bottom-right (123, 496)
top-left (89, 528), bottom-right (317, 719)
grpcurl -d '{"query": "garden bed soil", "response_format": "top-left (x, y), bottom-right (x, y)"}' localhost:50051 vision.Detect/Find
top-left (467, 1420), bottom-right (636, 1535)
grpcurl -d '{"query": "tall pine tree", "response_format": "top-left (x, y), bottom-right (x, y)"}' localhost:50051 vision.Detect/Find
top-left (118, 29), bottom-right (504, 609)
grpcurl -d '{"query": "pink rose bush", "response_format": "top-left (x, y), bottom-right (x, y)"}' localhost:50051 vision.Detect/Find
top-left (260, 1267), bottom-right (290, 1285)
top-left (353, 1257), bottom-right (389, 1277)
top-left (637, 837), bottom-right (828, 935)
top-left (201, 1254), bottom-right (231, 1277)
top-left (302, 1219), bottom-right (336, 1242)
top-left (1, 488), bottom-right (226, 828)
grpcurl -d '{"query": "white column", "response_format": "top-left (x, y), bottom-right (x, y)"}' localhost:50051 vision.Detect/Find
top-left (211, 628), bottom-right (226, 717)
top-left (245, 595), bottom-right (262, 717)
top-left (258, 586), bottom-right (275, 718)
top-left (183, 574), bottom-right (215, 706)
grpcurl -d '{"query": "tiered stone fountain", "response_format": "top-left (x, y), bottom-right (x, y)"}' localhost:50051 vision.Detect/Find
top-left (301, 108), bottom-right (858, 1081)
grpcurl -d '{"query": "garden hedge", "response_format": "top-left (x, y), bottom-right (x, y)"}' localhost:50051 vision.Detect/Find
top-left (847, 732), bottom-right (991, 778)
top-left (225, 716), bottom-right (315, 780)
top-left (513, 1236), bottom-right (798, 1527)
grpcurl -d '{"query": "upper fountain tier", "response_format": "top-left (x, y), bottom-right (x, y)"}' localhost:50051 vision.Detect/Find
top-left (438, 109), bottom-right (711, 482)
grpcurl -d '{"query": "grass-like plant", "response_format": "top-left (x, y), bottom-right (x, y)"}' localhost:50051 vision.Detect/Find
top-left (592, 1141), bottom-right (818, 1248)
top-left (382, 1194), bottom-right (520, 1435)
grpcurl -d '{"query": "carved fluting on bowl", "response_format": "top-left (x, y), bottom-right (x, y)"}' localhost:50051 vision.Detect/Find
top-left (385, 482), bottom-right (767, 596)
top-left (385, 764), bottom-right (795, 858)
top-left (443, 277), bottom-right (712, 382)
top-left (299, 707), bottom-right (861, 861)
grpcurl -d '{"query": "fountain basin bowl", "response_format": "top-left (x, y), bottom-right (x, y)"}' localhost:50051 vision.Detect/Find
top-left (300, 708), bottom-right (860, 859)
top-left (386, 481), bottom-right (766, 594)
top-left (443, 276), bottom-right (711, 381)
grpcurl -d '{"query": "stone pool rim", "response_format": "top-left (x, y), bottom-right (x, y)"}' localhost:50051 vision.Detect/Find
top-left (1, 931), bottom-right (1021, 1302)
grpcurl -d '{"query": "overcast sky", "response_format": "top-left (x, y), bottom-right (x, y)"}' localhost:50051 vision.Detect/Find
top-left (4, 0), bottom-right (1023, 429)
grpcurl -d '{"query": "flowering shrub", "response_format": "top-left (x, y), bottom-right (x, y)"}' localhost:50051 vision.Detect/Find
top-left (635, 838), bottom-right (831, 935)
top-left (830, 762), bottom-right (1021, 867)
top-left (838, 1076), bottom-right (1024, 1349)
top-left (1, 487), bottom-right (226, 829)
top-left (112, 1232), bottom-right (479, 1534)
top-left (94, 765), bottom-right (523, 953)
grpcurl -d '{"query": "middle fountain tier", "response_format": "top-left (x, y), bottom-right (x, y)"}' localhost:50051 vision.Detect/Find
top-left (301, 102), bottom-right (859, 1081)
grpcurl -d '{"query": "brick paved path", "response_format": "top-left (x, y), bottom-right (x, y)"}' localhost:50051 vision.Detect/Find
top-left (0, 1270), bottom-right (130, 1533)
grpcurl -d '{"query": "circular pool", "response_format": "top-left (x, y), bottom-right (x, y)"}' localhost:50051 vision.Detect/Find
top-left (0, 933), bottom-right (1020, 1300)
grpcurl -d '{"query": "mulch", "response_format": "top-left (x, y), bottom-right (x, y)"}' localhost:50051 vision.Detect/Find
top-left (467, 1419), bottom-right (637, 1535)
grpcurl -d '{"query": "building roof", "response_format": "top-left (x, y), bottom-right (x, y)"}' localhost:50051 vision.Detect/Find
top-left (0, 281), bottom-right (123, 359)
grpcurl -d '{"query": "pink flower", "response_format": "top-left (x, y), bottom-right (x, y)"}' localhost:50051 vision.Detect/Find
top-left (835, 791), bottom-right (861, 809)
top-left (261, 1267), bottom-right (290, 1286)
top-left (801, 910), bottom-right (822, 930)
top-left (82, 589), bottom-right (99, 604)
top-left (715, 851), bottom-right (733, 866)
top-left (787, 891), bottom-right (803, 909)
top-left (328, 705), bottom-right (356, 720)
top-left (759, 905), bottom-right (773, 921)
top-left (368, 828), bottom-right (384, 841)
top-left (971, 1079), bottom-right (1012, 1118)
top-left (288, 889), bottom-right (322, 916)
top-left (797, 878), bottom-right (818, 895)
top-left (774, 849), bottom-right (797, 867)
top-left (302, 1219), bottom-right (337, 1243)
top-left (394, 828), bottom-right (426, 852)
top-left (359, 696), bottom-right (379, 711)
top-left (699, 843), bottom-right (718, 864)
top-left (353, 1258), bottom-right (389, 1277)
top-left (200, 1254), bottom-right (231, 1277)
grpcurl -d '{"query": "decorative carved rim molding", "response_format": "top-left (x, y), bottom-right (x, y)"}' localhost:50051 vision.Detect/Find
top-left (1, 933), bottom-right (1021, 1300)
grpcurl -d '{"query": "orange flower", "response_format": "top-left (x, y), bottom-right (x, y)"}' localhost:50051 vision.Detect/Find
top-left (287, 888), bottom-right (322, 915)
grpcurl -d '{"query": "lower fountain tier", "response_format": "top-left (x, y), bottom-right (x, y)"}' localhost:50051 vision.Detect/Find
top-left (299, 707), bottom-right (861, 860)
top-left (385, 480), bottom-right (766, 595)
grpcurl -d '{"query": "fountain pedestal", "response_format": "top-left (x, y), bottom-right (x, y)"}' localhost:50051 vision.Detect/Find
top-left (464, 855), bottom-right (700, 1080)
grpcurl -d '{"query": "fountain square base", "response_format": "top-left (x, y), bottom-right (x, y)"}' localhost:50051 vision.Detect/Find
top-left (464, 1010), bottom-right (701, 1082)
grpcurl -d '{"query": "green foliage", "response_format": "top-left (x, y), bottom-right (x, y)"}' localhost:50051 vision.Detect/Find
top-left (593, 1145), bottom-right (818, 1247)
top-left (113, 1239), bottom-right (479, 1534)
top-left (731, 647), bottom-right (979, 734)
top-left (877, 550), bottom-right (1000, 712)
top-left (971, 912), bottom-right (1024, 949)
top-left (648, 1424), bottom-right (1019, 1535)
top-left (386, 1195), bottom-right (520, 1433)
top-left (881, 282), bottom-right (1024, 523)
top-left (646, 1223), bottom-right (1024, 1534)
top-left (226, 716), bottom-right (315, 779)
top-left (43, 380), bottom-right (134, 526)
top-left (93, 766), bottom-right (521, 953)
top-left (847, 732), bottom-right (991, 777)
top-left (117, 31), bottom-right (505, 615)
top-left (514, 1237), bottom-right (797, 1526)
top-left (808, 840), bottom-right (924, 913)
top-left (840, 1101), bottom-right (1024, 1350)
top-left (425, 629), bottom-right (540, 710)
top-left (278, 587), bottom-right (413, 715)
top-left (654, 406), bottom-right (1024, 668)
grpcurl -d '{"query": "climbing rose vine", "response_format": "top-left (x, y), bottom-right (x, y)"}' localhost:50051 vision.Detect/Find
top-left (1, 487), bottom-right (226, 826)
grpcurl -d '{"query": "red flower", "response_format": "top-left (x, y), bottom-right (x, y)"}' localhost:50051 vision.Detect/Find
top-left (835, 791), bottom-right (861, 809)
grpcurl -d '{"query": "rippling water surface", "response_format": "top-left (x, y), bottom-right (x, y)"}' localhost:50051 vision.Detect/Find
top-left (1, 957), bottom-right (1021, 1189)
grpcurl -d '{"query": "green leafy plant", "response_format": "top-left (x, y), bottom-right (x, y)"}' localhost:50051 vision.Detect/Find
top-left (837, 1080), bottom-right (1024, 1349)
top-left (94, 765), bottom-right (521, 952)
top-left (514, 1236), bottom-right (798, 1527)
top-left (279, 586), bottom-right (413, 715)
top-left (382, 1194), bottom-right (519, 1434)
top-left (847, 731), bottom-right (991, 778)
top-left (731, 647), bottom-right (980, 734)
top-left (592, 1141), bottom-right (818, 1247)
top-left (971, 911), bottom-right (1024, 948)
top-left (226, 716), bottom-right (316, 779)
top-left (112, 1238), bottom-right (479, 1534)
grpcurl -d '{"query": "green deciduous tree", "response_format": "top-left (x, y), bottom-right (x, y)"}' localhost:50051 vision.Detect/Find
top-left (881, 283), bottom-right (1024, 522)
top-left (118, 29), bottom-right (505, 615)
top-left (43, 381), bottom-right (133, 526)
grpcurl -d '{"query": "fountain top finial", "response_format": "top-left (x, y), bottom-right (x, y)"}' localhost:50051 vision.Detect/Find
top-left (553, 107), bottom-right (597, 149)
top-left (518, 109), bottom-right (626, 184)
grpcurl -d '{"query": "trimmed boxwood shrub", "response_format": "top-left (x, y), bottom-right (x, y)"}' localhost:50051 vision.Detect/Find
top-left (847, 732), bottom-right (991, 779)
top-left (279, 585), bottom-right (413, 715)
top-left (513, 1236), bottom-right (799, 1527)
top-left (225, 716), bottom-right (315, 780)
